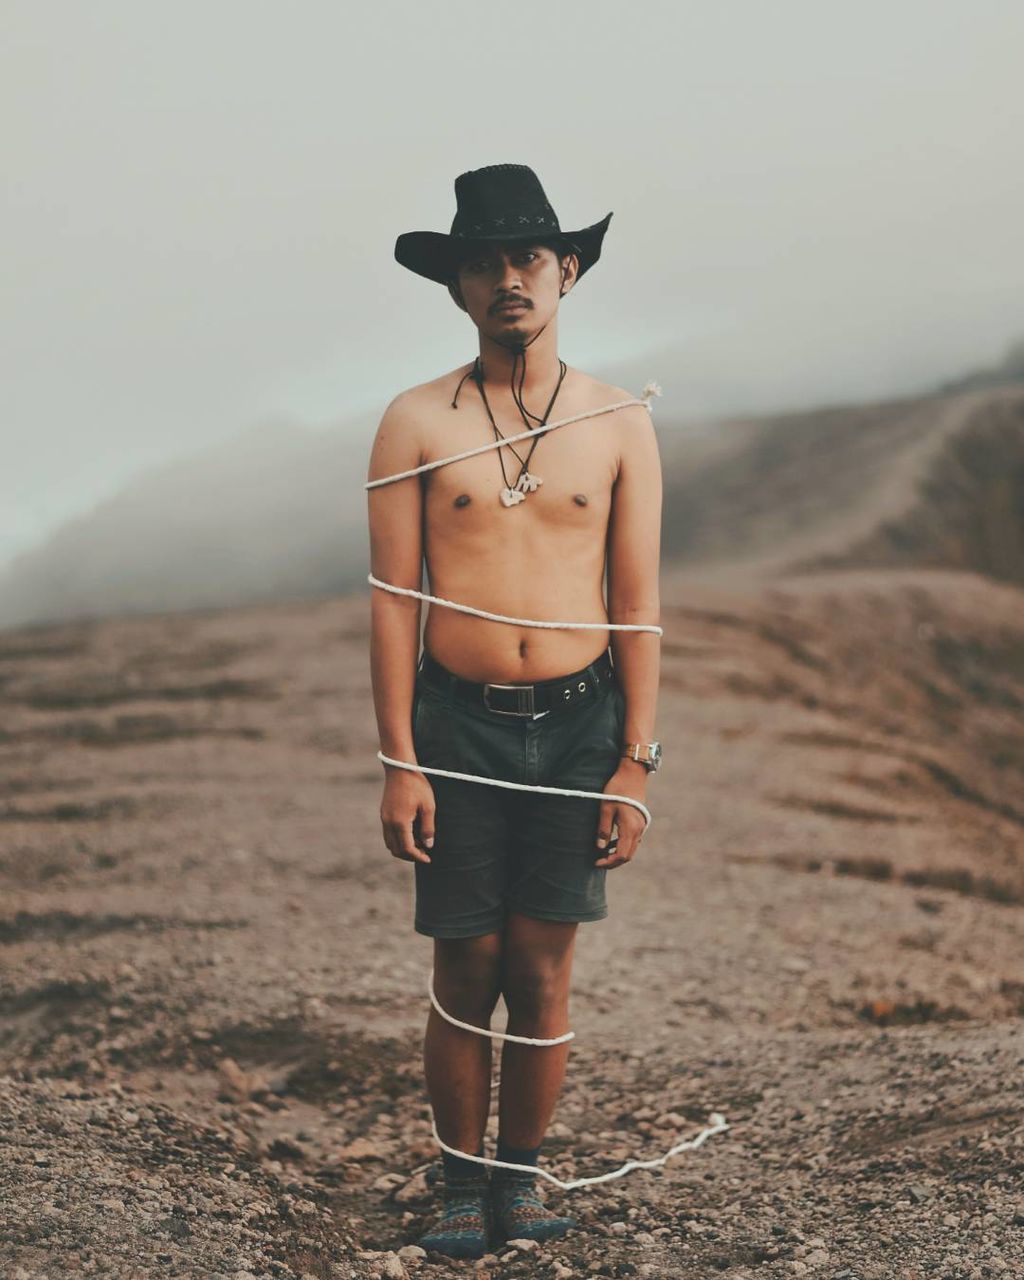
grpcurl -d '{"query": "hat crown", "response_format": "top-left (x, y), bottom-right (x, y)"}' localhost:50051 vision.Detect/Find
top-left (450, 163), bottom-right (561, 240)
top-left (393, 163), bottom-right (612, 285)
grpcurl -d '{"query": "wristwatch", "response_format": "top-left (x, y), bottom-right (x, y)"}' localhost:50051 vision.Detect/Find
top-left (622, 741), bottom-right (662, 773)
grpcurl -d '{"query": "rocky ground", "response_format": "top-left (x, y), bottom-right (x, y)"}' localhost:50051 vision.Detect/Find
top-left (2, 567), bottom-right (1023, 1278)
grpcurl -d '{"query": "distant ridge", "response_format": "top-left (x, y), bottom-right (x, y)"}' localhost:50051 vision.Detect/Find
top-left (0, 419), bottom-right (371, 631)
top-left (800, 390), bottom-right (1024, 584)
top-left (937, 336), bottom-right (1024, 394)
top-left (662, 385), bottom-right (1024, 588)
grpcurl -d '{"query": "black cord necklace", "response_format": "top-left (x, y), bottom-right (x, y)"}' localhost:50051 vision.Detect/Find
top-left (450, 333), bottom-right (567, 506)
top-left (474, 352), bottom-right (567, 506)
top-left (449, 271), bottom-right (572, 506)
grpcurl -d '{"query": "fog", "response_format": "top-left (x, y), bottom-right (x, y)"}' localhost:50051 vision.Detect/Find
top-left (3, 0), bottom-right (1023, 571)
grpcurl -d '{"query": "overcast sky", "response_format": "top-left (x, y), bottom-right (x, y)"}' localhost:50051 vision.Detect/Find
top-left (3, 1), bottom-right (1022, 569)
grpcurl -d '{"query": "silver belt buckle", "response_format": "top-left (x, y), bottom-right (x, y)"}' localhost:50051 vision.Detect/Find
top-left (482, 682), bottom-right (535, 716)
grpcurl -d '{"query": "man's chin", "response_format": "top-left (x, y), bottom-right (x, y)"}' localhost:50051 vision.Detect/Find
top-left (485, 314), bottom-right (535, 343)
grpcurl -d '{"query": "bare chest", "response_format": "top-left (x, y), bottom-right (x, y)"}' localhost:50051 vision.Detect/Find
top-left (421, 410), bottom-right (619, 538)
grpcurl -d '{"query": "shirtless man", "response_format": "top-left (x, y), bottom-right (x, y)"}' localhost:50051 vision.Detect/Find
top-left (366, 165), bottom-right (662, 1258)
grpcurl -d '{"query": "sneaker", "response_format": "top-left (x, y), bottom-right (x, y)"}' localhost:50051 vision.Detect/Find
top-left (418, 1174), bottom-right (490, 1260)
top-left (490, 1172), bottom-right (576, 1245)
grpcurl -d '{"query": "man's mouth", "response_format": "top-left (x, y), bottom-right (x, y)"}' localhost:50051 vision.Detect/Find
top-left (494, 301), bottom-right (528, 314)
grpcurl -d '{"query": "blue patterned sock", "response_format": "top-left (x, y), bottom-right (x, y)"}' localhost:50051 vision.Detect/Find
top-left (491, 1136), bottom-right (576, 1243)
top-left (420, 1143), bottom-right (488, 1260)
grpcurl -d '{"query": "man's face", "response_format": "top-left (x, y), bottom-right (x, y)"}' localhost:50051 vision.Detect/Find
top-left (448, 242), bottom-right (578, 341)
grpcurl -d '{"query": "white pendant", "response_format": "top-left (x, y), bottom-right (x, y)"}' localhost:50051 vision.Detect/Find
top-left (500, 486), bottom-right (526, 507)
top-left (516, 470), bottom-right (543, 493)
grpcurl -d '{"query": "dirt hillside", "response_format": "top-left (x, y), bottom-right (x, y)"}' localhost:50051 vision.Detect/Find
top-left (662, 385), bottom-right (1024, 588)
top-left (2, 386), bottom-right (1023, 1279)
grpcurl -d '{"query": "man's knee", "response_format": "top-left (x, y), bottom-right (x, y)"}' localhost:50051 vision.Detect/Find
top-left (434, 932), bottom-right (503, 1021)
top-left (502, 955), bottom-right (572, 1020)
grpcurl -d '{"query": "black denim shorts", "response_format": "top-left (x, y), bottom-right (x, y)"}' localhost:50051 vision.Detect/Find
top-left (410, 647), bottom-right (626, 939)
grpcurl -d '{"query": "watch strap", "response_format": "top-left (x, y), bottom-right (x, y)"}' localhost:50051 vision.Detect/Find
top-left (622, 742), bottom-right (659, 768)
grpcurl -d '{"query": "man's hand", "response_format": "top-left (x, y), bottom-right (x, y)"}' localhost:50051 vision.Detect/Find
top-left (594, 762), bottom-right (649, 868)
top-left (381, 768), bottom-right (435, 864)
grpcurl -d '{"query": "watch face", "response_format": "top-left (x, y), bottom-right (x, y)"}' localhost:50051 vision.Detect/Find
top-left (649, 742), bottom-right (662, 771)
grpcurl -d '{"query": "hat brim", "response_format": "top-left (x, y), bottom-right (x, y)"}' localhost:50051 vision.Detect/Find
top-left (394, 211), bottom-right (613, 286)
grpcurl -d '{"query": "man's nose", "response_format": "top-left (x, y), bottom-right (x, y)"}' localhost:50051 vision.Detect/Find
top-left (496, 257), bottom-right (522, 288)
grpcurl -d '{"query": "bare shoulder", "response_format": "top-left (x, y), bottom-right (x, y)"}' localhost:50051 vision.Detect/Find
top-left (369, 367), bottom-right (475, 480)
top-left (571, 371), bottom-right (651, 423)
top-left (367, 382), bottom-right (436, 483)
top-left (567, 372), bottom-right (657, 460)
top-left (389, 364), bottom-right (475, 407)
top-left (585, 373), bottom-right (635, 403)
top-left (380, 364), bottom-right (476, 426)
top-left (378, 380), bottom-right (430, 423)
top-left (375, 367), bottom-right (456, 433)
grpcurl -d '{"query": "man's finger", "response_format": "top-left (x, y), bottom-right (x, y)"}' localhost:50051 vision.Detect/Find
top-left (380, 819), bottom-right (399, 860)
top-left (400, 817), bottom-right (432, 863)
top-left (417, 802), bottom-right (436, 852)
top-left (594, 810), bottom-right (620, 867)
top-left (595, 801), bottom-right (617, 852)
top-left (387, 819), bottom-right (431, 864)
top-left (617, 820), bottom-right (646, 862)
top-left (612, 835), bottom-right (639, 865)
top-left (596, 817), bottom-right (645, 868)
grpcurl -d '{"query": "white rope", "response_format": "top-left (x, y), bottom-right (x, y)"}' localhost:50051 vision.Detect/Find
top-left (364, 386), bottom-right (660, 490)
top-left (367, 575), bottom-right (664, 635)
top-left (425, 970), bottom-right (731, 1188)
top-left (428, 969), bottom-right (575, 1046)
top-left (377, 751), bottom-right (653, 829)
top-left (429, 1113), bottom-right (730, 1191)
top-left (369, 379), bottom-right (729, 1186)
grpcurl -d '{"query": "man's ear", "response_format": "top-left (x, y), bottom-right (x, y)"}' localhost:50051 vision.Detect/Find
top-left (559, 252), bottom-right (580, 298)
top-left (447, 279), bottom-right (468, 312)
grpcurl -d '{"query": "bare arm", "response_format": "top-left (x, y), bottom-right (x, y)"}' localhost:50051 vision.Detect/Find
top-left (607, 404), bottom-right (662, 744)
top-left (595, 404), bottom-right (663, 868)
top-left (366, 393), bottom-right (435, 864)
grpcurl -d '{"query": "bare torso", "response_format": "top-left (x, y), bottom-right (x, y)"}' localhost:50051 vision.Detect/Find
top-left (412, 364), bottom-right (634, 683)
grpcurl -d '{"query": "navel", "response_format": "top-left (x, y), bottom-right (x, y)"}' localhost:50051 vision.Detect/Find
top-left (454, 493), bottom-right (472, 508)
top-left (572, 493), bottom-right (589, 507)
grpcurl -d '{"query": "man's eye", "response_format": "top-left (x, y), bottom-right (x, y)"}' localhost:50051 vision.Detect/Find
top-left (463, 250), bottom-right (537, 274)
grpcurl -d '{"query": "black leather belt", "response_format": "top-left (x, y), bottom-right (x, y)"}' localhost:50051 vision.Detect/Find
top-left (418, 648), bottom-right (615, 717)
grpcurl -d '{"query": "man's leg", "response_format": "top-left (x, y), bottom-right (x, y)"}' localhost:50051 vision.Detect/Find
top-left (489, 911), bottom-right (579, 1242)
top-left (497, 912), bottom-right (578, 1146)
top-left (424, 930), bottom-right (503, 1156)
top-left (419, 932), bottom-right (503, 1259)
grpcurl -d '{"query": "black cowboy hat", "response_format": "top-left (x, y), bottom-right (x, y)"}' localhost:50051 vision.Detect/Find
top-left (394, 163), bottom-right (613, 287)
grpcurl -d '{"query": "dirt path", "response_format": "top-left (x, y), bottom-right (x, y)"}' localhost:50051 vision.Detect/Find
top-left (2, 571), bottom-right (1022, 1278)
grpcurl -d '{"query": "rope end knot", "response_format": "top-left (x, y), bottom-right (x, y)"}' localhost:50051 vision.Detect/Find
top-left (640, 380), bottom-right (663, 408)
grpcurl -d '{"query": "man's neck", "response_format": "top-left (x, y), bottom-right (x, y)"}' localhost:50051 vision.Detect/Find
top-left (476, 323), bottom-right (563, 398)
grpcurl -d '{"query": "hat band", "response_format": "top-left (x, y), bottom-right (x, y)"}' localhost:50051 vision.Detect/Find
top-left (452, 212), bottom-right (561, 237)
